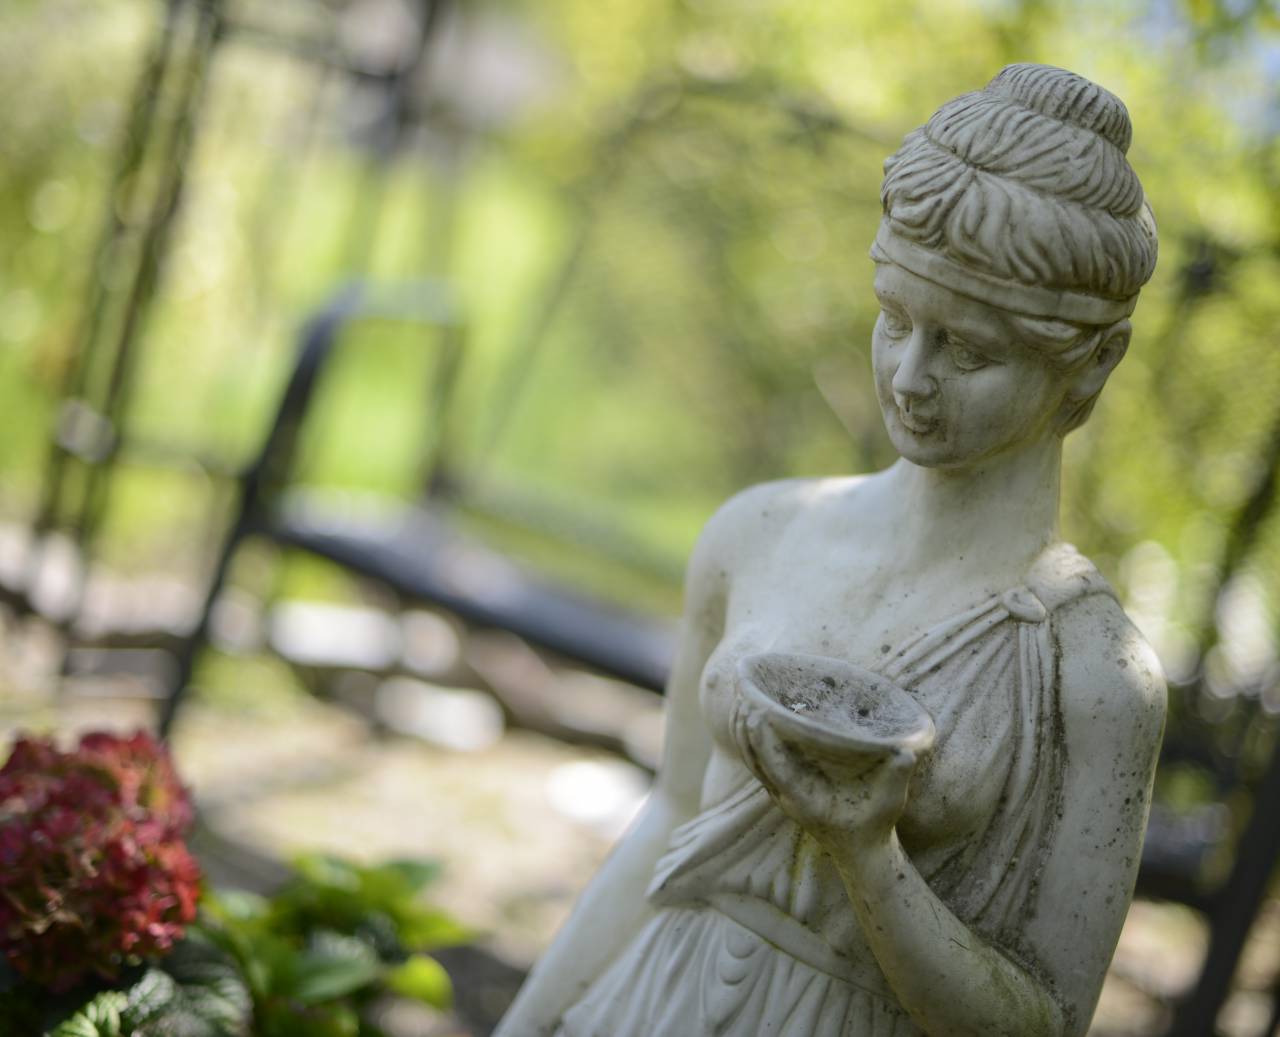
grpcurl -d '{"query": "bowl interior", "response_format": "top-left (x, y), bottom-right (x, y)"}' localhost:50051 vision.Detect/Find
top-left (737, 651), bottom-right (934, 757)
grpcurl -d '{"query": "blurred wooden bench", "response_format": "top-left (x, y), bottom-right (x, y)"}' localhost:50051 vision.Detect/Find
top-left (158, 281), bottom-right (676, 739)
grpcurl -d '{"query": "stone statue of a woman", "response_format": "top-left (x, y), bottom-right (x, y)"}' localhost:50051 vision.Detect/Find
top-left (496, 63), bottom-right (1165, 1037)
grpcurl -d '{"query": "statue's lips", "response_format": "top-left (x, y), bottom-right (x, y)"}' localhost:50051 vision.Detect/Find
top-left (896, 409), bottom-right (939, 434)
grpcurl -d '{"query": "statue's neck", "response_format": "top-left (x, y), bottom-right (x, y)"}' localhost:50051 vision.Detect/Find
top-left (885, 438), bottom-right (1062, 577)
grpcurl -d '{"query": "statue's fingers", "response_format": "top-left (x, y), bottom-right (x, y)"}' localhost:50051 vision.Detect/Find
top-left (745, 719), bottom-right (796, 792)
top-left (729, 701), bottom-right (755, 756)
top-left (744, 738), bottom-right (781, 798)
top-left (750, 718), bottom-right (795, 772)
top-left (728, 706), bottom-right (776, 790)
top-left (889, 748), bottom-right (917, 776)
top-left (857, 748), bottom-right (917, 821)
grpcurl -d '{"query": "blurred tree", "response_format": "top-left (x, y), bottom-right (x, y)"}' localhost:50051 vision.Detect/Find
top-left (2, 0), bottom-right (1279, 652)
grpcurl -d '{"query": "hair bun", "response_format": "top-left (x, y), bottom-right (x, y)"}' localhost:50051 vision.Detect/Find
top-left (986, 63), bottom-right (1132, 154)
top-left (880, 63), bottom-right (1156, 304)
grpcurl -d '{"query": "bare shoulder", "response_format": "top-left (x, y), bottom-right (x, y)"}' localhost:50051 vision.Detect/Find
top-left (680, 474), bottom-right (876, 646)
top-left (694, 474), bottom-right (872, 579)
top-left (1053, 591), bottom-right (1167, 756)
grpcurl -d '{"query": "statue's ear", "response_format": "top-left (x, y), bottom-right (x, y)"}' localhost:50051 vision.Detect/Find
top-left (1066, 321), bottom-right (1130, 404)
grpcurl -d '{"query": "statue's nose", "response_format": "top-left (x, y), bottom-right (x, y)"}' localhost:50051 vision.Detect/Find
top-left (891, 334), bottom-right (939, 406)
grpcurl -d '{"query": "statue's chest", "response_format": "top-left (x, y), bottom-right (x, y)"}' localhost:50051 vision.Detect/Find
top-left (698, 591), bottom-right (1021, 853)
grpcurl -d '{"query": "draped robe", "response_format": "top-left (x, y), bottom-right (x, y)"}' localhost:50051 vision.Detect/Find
top-left (557, 545), bottom-right (1110, 1037)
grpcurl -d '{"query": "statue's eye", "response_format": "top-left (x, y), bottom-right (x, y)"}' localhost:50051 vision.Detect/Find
top-left (945, 335), bottom-right (992, 372)
top-left (880, 310), bottom-right (911, 339)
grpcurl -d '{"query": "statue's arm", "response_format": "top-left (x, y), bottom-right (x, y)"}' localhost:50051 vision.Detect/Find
top-left (828, 831), bottom-right (1066, 1036)
top-left (492, 497), bottom-right (732, 1036)
top-left (1014, 594), bottom-right (1167, 1034)
top-left (831, 595), bottom-right (1165, 1037)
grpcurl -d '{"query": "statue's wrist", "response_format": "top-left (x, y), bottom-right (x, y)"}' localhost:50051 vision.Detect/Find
top-left (830, 827), bottom-right (903, 889)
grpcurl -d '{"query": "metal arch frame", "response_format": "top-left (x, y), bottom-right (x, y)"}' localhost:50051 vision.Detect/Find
top-left (23, 0), bottom-right (451, 628)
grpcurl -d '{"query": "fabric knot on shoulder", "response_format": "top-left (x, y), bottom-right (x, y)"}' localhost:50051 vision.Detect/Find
top-left (1001, 587), bottom-right (1048, 624)
top-left (1027, 542), bottom-right (1118, 613)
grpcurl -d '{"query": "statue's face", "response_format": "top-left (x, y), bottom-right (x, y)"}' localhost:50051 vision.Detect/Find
top-left (871, 261), bottom-right (1068, 470)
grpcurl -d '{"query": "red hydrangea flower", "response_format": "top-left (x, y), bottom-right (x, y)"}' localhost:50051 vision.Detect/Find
top-left (0, 730), bottom-right (201, 991)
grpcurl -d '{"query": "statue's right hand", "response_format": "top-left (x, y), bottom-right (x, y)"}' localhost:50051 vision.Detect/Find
top-left (730, 700), bottom-right (917, 859)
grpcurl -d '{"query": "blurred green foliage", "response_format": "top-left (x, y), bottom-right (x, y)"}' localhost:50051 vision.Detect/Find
top-left (1, 933), bottom-right (250, 1037)
top-left (2, 0), bottom-right (1279, 665)
top-left (0, 852), bottom-right (459, 1037)
top-left (199, 853), bottom-right (461, 1036)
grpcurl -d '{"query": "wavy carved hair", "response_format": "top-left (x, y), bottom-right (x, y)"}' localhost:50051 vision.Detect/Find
top-left (880, 64), bottom-right (1159, 431)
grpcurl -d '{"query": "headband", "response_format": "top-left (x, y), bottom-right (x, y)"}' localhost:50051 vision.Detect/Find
top-left (871, 223), bottom-right (1137, 325)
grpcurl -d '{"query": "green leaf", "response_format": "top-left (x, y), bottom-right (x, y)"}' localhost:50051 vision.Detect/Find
top-left (352, 910), bottom-right (402, 961)
top-left (127, 937), bottom-right (252, 1037)
top-left (192, 899), bottom-right (283, 1001)
top-left (47, 991), bottom-right (127, 1037)
top-left (353, 868), bottom-right (415, 912)
top-left (396, 905), bottom-right (471, 951)
top-left (120, 968), bottom-right (178, 1028)
top-left (292, 855), bottom-right (361, 893)
top-left (196, 914), bottom-right (294, 1003)
top-left (257, 998), bottom-right (360, 1037)
top-left (286, 932), bottom-right (383, 1006)
top-left (268, 881), bottom-right (366, 941)
top-left (203, 889), bottom-right (270, 924)
top-left (265, 854), bottom-right (460, 959)
top-left (384, 955), bottom-right (452, 1010)
top-left (377, 860), bottom-right (443, 893)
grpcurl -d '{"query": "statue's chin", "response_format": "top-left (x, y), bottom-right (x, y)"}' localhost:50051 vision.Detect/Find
top-left (881, 405), bottom-right (1062, 474)
top-left (881, 416), bottom-right (964, 471)
top-left (890, 434), bottom-right (1035, 473)
top-left (893, 448), bottom-right (974, 472)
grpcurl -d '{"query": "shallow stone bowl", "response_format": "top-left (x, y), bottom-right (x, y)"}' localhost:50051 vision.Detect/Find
top-left (736, 652), bottom-right (935, 764)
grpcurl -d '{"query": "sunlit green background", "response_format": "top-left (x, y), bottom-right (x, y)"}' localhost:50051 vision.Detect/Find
top-left (4, 2), bottom-right (1280, 1032)
top-left (2, 0), bottom-right (1279, 685)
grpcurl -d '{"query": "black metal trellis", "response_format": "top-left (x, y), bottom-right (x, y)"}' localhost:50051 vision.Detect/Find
top-left (26, 0), bottom-right (219, 618)
top-left (155, 72), bottom-right (879, 737)
top-left (19, 0), bottom-right (450, 631)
